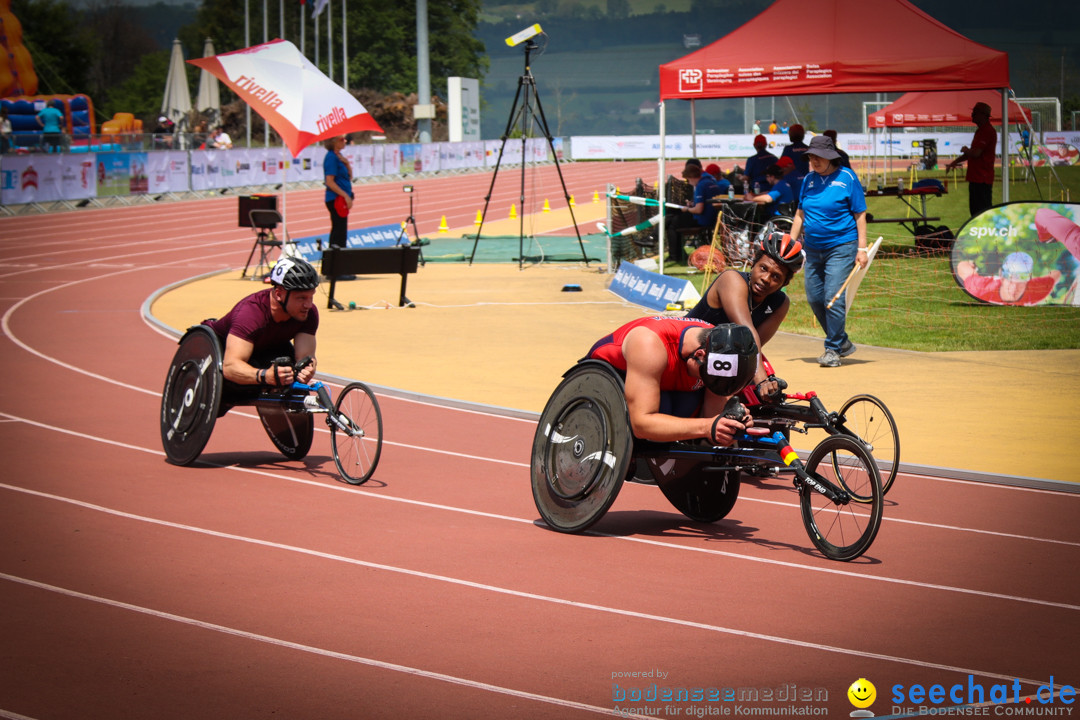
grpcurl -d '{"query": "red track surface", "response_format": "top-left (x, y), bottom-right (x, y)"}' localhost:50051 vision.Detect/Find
top-left (1, 163), bottom-right (1078, 719)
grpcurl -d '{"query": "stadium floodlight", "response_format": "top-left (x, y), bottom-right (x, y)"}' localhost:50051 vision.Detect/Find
top-left (505, 24), bottom-right (543, 47)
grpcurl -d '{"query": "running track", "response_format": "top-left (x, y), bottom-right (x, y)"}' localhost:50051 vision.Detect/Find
top-left (1, 163), bottom-right (1077, 719)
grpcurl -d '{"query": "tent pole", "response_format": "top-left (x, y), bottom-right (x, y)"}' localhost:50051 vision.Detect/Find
top-left (659, 100), bottom-right (667, 276)
top-left (690, 99), bottom-right (697, 157)
top-left (1001, 88), bottom-right (1009, 202)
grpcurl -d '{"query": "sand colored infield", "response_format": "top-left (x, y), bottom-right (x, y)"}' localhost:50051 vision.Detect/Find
top-left (151, 261), bottom-right (1080, 485)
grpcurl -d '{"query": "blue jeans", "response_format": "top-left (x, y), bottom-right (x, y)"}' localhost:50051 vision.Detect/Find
top-left (803, 242), bottom-right (857, 352)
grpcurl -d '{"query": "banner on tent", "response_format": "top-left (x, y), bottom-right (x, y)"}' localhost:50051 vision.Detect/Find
top-left (950, 202), bottom-right (1080, 307)
top-left (608, 261), bottom-right (701, 311)
top-left (290, 222), bottom-right (407, 263)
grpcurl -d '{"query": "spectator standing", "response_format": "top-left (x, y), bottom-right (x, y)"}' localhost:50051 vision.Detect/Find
top-left (752, 119), bottom-right (761, 135)
top-left (768, 120), bottom-right (778, 134)
top-left (743, 134), bottom-right (778, 195)
top-left (36, 100), bottom-right (65, 153)
top-left (822, 130), bottom-right (851, 168)
top-left (780, 123), bottom-right (810, 181)
top-left (945, 102), bottom-right (997, 217)
top-left (788, 135), bottom-right (868, 368)
top-left (780, 120), bottom-right (789, 134)
top-left (153, 116), bottom-right (175, 149)
top-left (0, 107), bottom-right (12, 154)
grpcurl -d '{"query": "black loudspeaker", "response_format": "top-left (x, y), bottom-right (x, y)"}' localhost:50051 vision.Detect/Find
top-left (238, 194), bottom-right (278, 227)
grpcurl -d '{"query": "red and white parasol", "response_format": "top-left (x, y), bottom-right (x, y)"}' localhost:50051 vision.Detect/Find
top-left (188, 38), bottom-right (382, 157)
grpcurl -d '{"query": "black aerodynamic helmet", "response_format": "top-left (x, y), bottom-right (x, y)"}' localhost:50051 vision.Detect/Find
top-left (755, 227), bottom-right (804, 277)
top-left (700, 323), bottom-right (758, 396)
top-left (269, 257), bottom-right (320, 290)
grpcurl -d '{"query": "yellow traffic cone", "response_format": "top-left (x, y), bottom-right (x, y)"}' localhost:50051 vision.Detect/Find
top-left (509, 204), bottom-right (517, 219)
top-left (593, 190), bottom-right (600, 203)
top-left (474, 209), bottom-right (483, 225)
top-left (438, 215), bottom-right (449, 233)
top-left (569, 194), bottom-right (576, 207)
top-left (542, 198), bottom-right (551, 213)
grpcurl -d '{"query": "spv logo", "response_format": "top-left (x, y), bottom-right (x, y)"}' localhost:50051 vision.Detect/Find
top-left (679, 68), bottom-right (703, 93)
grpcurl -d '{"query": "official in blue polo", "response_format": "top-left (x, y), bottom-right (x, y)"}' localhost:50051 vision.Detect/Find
top-left (788, 135), bottom-right (868, 368)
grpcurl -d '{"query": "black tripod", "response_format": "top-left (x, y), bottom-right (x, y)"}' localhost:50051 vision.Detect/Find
top-left (469, 37), bottom-right (588, 269)
top-left (394, 185), bottom-right (425, 266)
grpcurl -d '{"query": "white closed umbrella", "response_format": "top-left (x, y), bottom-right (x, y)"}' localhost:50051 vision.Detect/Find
top-left (195, 37), bottom-right (221, 123)
top-left (161, 38), bottom-right (192, 124)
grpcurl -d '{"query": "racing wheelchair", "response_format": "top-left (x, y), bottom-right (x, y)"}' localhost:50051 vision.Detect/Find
top-left (160, 325), bottom-right (383, 485)
top-left (530, 361), bottom-right (884, 562)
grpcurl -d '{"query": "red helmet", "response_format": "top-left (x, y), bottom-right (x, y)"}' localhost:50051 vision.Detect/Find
top-left (756, 230), bottom-right (804, 276)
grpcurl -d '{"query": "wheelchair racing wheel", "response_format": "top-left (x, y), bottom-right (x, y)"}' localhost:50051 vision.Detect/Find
top-left (257, 402), bottom-right (315, 460)
top-left (330, 382), bottom-right (383, 485)
top-left (531, 362), bottom-right (633, 533)
top-left (161, 325), bottom-right (224, 466)
top-left (647, 453), bottom-right (741, 523)
top-left (836, 394), bottom-right (900, 496)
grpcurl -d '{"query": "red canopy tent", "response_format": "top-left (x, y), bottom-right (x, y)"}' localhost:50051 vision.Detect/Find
top-left (658, 0), bottom-right (1008, 100)
top-left (868, 90), bottom-right (1031, 127)
top-left (651, 0), bottom-right (1013, 271)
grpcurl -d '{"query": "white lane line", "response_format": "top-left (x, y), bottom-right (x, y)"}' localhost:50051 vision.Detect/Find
top-left (0, 490), bottom-right (1061, 692)
top-left (0, 573), bottom-right (614, 717)
top-left (2, 412), bottom-right (1078, 614)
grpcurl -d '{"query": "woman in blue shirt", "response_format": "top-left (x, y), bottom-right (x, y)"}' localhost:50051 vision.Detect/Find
top-left (323, 135), bottom-right (353, 249)
top-left (789, 135), bottom-right (868, 367)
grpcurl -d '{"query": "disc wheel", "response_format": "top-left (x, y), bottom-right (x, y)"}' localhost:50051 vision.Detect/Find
top-left (331, 382), bottom-right (383, 485)
top-left (160, 326), bottom-right (223, 466)
top-left (257, 403), bottom-right (315, 460)
top-left (836, 394), bottom-right (899, 496)
top-left (650, 458), bottom-right (740, 523)
top-left (531, 363), bottom-right (632, 533)
top-left (799, 434), bottom-right (883, 562)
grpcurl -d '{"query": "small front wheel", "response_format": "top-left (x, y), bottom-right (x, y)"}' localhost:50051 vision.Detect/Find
top-left (798, 434), bottom-right (883, 562)
top-left (331, 382), bottom-right (383, 485)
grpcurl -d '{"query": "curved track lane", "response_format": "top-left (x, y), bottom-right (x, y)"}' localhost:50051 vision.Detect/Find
top-left (1, 163), bottom-right (1077, 720)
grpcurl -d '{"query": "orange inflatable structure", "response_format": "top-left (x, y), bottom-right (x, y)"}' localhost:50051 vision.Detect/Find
top-left (0, 0), bottom-right (38, 97)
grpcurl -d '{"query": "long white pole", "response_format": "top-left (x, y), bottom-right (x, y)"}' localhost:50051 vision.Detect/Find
top-left (244, 0), bottom-right (251, 148)
top-left (342, 0), bottom-right (347, 89)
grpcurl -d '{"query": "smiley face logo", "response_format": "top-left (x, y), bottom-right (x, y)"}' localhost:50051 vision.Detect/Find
top-left (848, 678), bottom-right (877, 709)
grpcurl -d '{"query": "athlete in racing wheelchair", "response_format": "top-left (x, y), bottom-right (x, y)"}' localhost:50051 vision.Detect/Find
top-left (531, 319), bottom-right (884, 561)
top-left (160, 257), bottom-right (383, 484)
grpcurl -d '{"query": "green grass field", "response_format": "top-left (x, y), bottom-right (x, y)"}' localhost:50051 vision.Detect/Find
top-left (664, 165), bottom-right (1080, 351)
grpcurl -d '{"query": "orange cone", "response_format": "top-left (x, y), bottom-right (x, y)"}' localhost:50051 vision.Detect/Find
top-left (542, 198), bottom-right (551, 213)
top-left (593, 190), bottom-right (600, 203)
top-left (509, 204), bottom-right (517, 219)
top-left (438, 215), bottom-right (449, 233)
top-left (474, 210), bottom-right (483, 225)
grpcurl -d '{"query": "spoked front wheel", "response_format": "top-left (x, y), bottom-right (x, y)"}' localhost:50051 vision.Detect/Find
top-left (330, 382), bottom-right (383, 485)
top-left (836, 394), bottom-right (899, 496)
top-left (798, 434), bottom-right (883, 562)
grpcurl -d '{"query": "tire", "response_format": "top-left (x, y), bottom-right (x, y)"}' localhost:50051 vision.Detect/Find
top-left (531, 363), bottom-right (632, 534)
top-left (257, 403), bottom-right (314, 461)
top-left (160, 326), bottom-right (223, 466)
top-left (331, 382), bottom-right (383, 485)
top-left (836, 394), bottom-right (899, 496)
top-left (798, 434), bottom-right (883, 562)
top-left (650, 459), bottom-right (740, 523)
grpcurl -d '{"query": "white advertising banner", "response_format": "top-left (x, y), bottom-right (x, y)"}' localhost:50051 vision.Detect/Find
top-left (146, 151), bottom-right (189, 194)
top-left (1, 154), bottom-right (67, 204)
top-left (62, 154), bottom-right (97, 200)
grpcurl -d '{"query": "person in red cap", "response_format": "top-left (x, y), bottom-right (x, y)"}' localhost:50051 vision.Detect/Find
top-left (775, 155), bottom-right (801, 208)
top-left (743, 134), bottom-right (777, 196)
top-left (945, 102), bottom-right (997, 217)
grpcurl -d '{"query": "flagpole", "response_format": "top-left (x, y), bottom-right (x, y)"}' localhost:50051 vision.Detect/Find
top-left (341, 0), bottom-right (347, 90)
top-left (263, 0), bottom-right (269, 147)
top-left (300, 0), bottom-right (305, 55)
top-left (244, 0), bottom-right (251, 148)
top-left (326, 0), bottom-right (333, 82)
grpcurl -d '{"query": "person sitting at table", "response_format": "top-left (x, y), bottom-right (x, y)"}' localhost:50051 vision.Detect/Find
top-left (666, 163), bottom-right (722, 264)
top-left (780, 124), bottom-right (810, 181)
top-left (745, 164), bottom-right (795, 220)
top-left (705, 163), bottom-right (731, 195)
top-left (743, 134), bottom-right (778, 195)
top-left (775, 156), bottom-right (801, 209)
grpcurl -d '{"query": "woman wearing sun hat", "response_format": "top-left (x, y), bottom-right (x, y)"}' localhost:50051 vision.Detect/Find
top-left (788, 134), bottom-right (868, 368)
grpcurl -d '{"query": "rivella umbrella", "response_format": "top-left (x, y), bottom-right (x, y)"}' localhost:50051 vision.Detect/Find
top-left (187, 38), bottom-right (383, 158)
top-left (161, 38), bottom-right (192, 124)
top-left (194, 37), bottom-right (221, 122)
